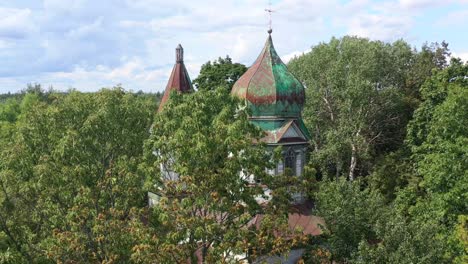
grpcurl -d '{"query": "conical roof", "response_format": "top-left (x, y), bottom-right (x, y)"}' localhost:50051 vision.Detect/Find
top-left (231, 34), bottom-right (305, 117)
top-left (158, 44), bottom-right (193, 112)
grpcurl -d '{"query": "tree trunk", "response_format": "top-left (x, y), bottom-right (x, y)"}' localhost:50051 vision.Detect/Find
top-left (201, 242), bottom-right (209, 264)
top-left (349, 144), bottom-right (357, 181)
top-left (335, 159), bottom-right (342, 181)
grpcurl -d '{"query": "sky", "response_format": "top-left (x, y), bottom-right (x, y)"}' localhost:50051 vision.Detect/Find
top-left (0, 0), bottom-right (467, 93)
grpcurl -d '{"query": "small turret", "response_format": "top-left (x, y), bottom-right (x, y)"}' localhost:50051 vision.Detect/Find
top-left (158, 44), bottom-right (193, 112)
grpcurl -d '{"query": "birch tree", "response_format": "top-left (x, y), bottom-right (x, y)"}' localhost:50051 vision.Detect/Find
top-left (288, 37), bottom-right (443, 180)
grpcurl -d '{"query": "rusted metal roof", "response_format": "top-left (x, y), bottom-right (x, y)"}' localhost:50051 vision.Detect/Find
top-left (158, 44), bottom-right (193, 112)
top-left (249, 201), bottom-right (324, 236)
top-left (231, 34), bottom-right (305, 117)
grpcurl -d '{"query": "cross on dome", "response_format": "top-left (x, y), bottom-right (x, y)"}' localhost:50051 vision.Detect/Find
top-left (265, 1), bottom-right (275, 34)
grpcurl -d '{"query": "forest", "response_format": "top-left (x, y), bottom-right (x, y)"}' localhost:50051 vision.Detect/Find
top-left (0, 36), bottom-right (466, 263)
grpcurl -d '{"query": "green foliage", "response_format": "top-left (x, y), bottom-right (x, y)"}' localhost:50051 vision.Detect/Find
top-left (452, 215), bottom-right (468, 264)
top-left (0, 98), bottom-right (20, 123)
top-left (353, 62), bottom-right (468, 263)
top-left (314, 178), bottom-right (387, 261)
top-left (288, 36), bottom-right (411, 180)
top-left (193, 56), bottom-right (247, 91)
top-left (367, 149), bottom-right (416, 202)
top-left (311, 63), bottom-right (467, 261)
top-left (407, 59), bottom-right (466, 148)
top-left (138, 88), bottom-right (305, 263)
top-left (0, 87), bottom-right (156, 262)
top-left (418, 84), bottom-right (467, 218)
top-left (405, 41), bottom-right (451, 100)
top-left (407, 62), bottom-right (468, 223)
top-left (354, 209), bottom-right (448, 264)
top-left (0, 35), bottom-right (464, 263)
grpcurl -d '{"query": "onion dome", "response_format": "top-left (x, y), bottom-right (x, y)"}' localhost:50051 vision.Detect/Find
top-left (158, 44), bottom-right (193, 112)
top-left (231, 34), bottom-right (305, 117)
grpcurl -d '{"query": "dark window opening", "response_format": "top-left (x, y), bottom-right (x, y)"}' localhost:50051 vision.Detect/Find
top-left (284, 149), bottom-right (296, 173)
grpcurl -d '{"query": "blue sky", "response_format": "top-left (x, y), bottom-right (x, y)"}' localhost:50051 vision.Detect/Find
top-left (1, 0), bottom-right (467, 93)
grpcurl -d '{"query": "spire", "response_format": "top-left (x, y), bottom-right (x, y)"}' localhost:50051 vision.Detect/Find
top-left (265, 1), bottom-right (274, 34)
top-left (176, 44), bottom-right (183, 63)
top-left (158, 44), bottom-right (193, 112)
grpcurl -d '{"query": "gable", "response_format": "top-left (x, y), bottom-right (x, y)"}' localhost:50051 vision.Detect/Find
top-left (283, 125), bottom-right (301, 138)
top-left (253, 119), bottom-right (310, 144)
top-left (278, 122), bottom-right (307, 142)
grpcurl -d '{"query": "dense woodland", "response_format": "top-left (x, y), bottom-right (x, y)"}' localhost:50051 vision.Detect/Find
top-left (0, 36), bottom-right (466, 263)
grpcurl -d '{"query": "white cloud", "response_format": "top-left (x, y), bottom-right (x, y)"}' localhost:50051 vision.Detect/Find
top-left (452, 51), bottom-right (468, 62)
top-left (346, 13), bottom-right (412, 41)
top-left (1, 0), bottom-right (467, 93)
top-left (436, 9), bottom-right (468, 26)
top-left (38, 60), bottom-right (171, 92)
top-left (107, 59), bottom-right (145, 80)
top-left (231, 34), bottom-right (251, 61)
top-left (66, 17), bottom-right (104, 38)
top-left (43, 0), bottom-right (87, 11)
top-left (0, 77), bottom-right (26, 93)
top-left (398, 0), bottom-right (468, 10)
top-left (0, 40), bottom-right (11, 49)
top-left (0, 7), bottom-right (36, 39)
top-left (196, 29), bottom-right (264, 63)
top-left (282, 48), bottom-right (312, 63)
top-left (119, 20), bottom-right (148, 29)
top-left (399, 0), bottom-right (440, 9)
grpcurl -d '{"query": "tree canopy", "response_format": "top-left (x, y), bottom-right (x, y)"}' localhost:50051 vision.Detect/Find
top-left (0, 88), bottom-right (156, 262)
top-left (300, 46), bottom-right (467, 263)
top-left (0, 35), bottom-right (466, 263)
top-left (288, 36), bottom-right (451, 181)
top-left (139, 89), bottom-right (306, 263)
top-left (192, 56), bottom-right (247, 91)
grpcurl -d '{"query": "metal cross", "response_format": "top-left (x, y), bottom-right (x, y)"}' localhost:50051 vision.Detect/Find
top-left (265, 1), bottom-right (275, 33)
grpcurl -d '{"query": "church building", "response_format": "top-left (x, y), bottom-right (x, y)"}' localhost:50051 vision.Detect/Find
top-left (158, 31), bottom-right (310, 181)
top-left (152, 44), bottom-right (194, 187)
top-left (153, 30), bottom-right (321, 263)
top-left (231, 30), bottom-right (310, 178)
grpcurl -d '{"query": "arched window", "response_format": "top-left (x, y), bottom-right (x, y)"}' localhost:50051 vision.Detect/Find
top-left (284, 148), bottom-right (296, 173)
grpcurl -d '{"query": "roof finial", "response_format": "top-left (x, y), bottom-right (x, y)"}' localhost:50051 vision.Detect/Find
top-left (176, 44), bottom-right (183, 63)
top-left (265, 1), bottom-right (274, 34)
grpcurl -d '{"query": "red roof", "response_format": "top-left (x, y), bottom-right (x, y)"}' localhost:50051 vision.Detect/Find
top-left (158, 44), bottom-right (193, 112)
top-left (249, 201), bottom-right (324, 236)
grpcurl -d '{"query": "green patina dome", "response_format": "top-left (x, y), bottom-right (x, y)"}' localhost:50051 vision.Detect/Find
top-left (231, 34), bottom-right (305, 117)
